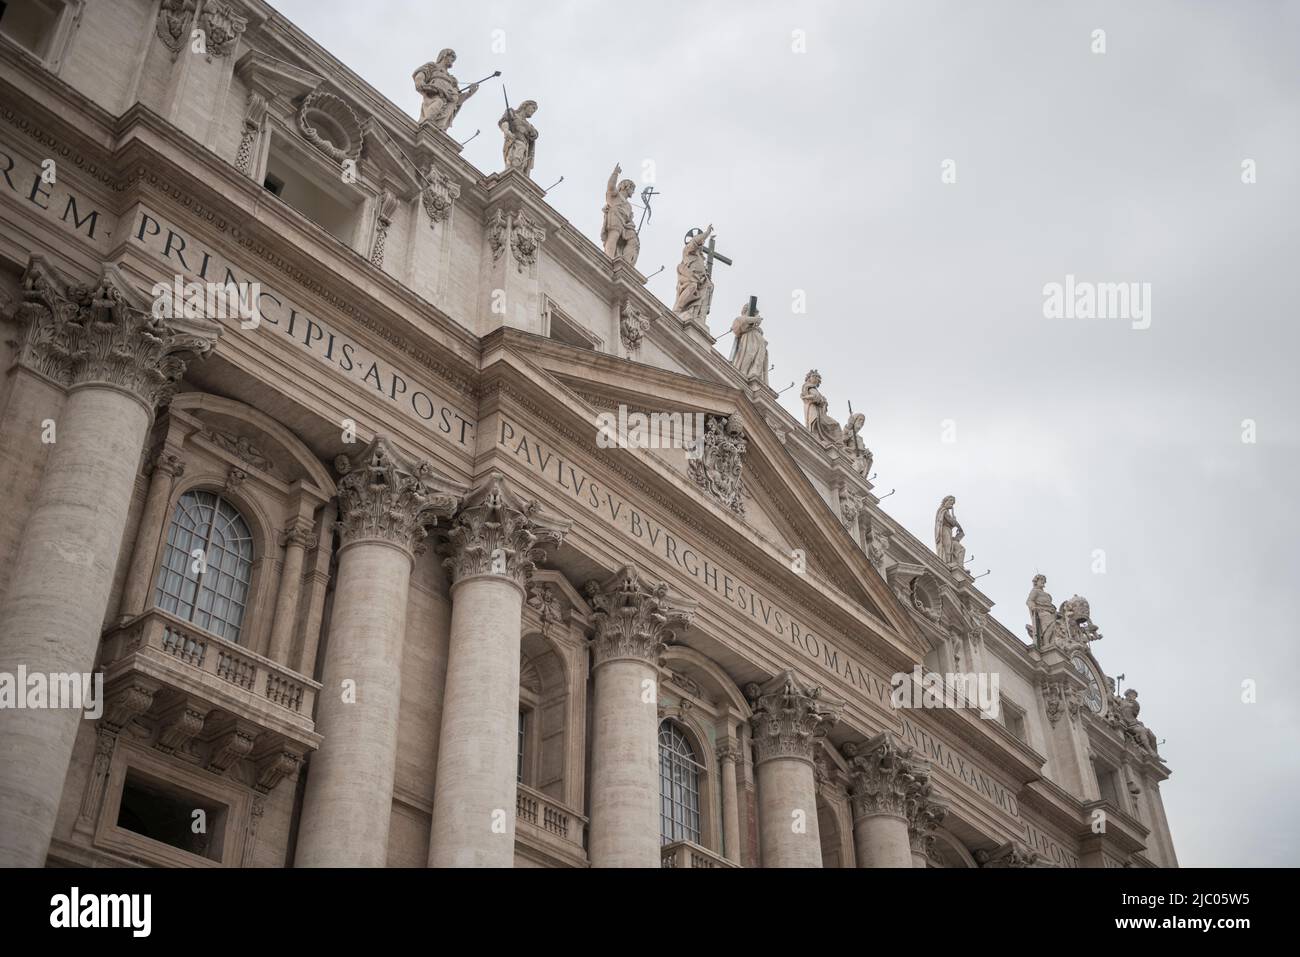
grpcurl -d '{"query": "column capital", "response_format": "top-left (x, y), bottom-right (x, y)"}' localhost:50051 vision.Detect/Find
top-left (442, 472), bottom-right (569, 586)
top-left (279, 518), bottom-right (317, 550)
top-left (907, 790), bottom-right (950, 861)
top-left (334, 435), bottom-right (461, 554)
top-left (843, 731), bottom-right (933, 821)
top-left (585, 564), bottom-right (693, 668)
top-left (745, 670), bottom-right (842, 766)
top-left (717, 740), bottom-right (744, 765)
top-left (16, 257), bottom-right (220, 412)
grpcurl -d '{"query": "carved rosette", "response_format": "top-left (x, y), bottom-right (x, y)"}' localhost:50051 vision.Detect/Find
top-left (843, 732), bottom-right (932, 821)
top-left (16, 258), bottom-right (220, 412)
top-left (334, 435), bottom-right (461, 555)
top-left (441, 473), bottom-right (567, 587)
top-left (745, 670), bottom-right (843, 766)
top-left (585, 565), bottom-right (694, 669)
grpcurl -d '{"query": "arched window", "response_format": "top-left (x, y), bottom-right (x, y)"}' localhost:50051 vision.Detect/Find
top-left (154, 490), bottom-right (253, 644)
top-left (658, 721), bottom-right (703, 845)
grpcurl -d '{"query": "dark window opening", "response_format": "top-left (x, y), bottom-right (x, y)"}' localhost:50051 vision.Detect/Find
top-left (116, 769), bottom-right (229, 862)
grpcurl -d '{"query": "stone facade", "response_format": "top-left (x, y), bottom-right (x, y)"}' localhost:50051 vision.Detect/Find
top-left (0, 0), bottom-right (1176, 869)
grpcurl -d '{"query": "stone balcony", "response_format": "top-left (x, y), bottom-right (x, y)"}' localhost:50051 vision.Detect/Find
top-left (515, 782), bottom-right (588, 868)
top-left (661, 839), bottom-right (740, 868)
top-left (97, 608), bottom-right (322, 781)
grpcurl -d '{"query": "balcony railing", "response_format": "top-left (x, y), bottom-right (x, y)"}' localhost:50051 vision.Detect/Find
top-left (661, 840), bottom-right (739, 868)
top-left (100, 607), bottom-right (321, 747)
top-left (515, 782), bottom-right (587, 865)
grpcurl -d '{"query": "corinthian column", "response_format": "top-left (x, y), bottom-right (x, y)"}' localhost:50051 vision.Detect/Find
top-left (295, 437), bottom-right (460, 867)
top-left (746, 670), bottom-right (843, 868)
top-left (906, 777), bottom-right (948, 869)
top-left (843, 732), bottom-right (931, 868)
top-left (0, 258), bottom-right (219, 867)
top-left (428, 474), bottom-right (567, 868)
top-left (585, 565), bottom-right (694, 868)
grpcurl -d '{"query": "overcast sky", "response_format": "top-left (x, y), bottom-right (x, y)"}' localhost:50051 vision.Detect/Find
top-left (273, 0), bottom-right (1300, 867)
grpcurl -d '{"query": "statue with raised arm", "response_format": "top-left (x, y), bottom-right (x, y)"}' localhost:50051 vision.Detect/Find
top-left (1025, 574), bottom-right (1059, 647)
top-left (934, 495), bottom-right (966, 567)
top-left (729, 300), bottom-right (768, 384)
top-left (801, 370), bottom-right (844, 444)
top-left (601, 164), bottom-right (640, 266)
top-left (500, 99), bottom-right (539, 176)
top-left (413, 49), bottom-right (480, 131)
top-left (673, 224), bottom-right (714, 321)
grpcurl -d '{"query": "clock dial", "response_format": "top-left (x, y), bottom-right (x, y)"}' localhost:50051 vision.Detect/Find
top-left (1071, 654), bottom-right (1105, 714)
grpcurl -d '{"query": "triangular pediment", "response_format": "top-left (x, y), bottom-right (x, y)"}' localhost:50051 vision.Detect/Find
top-left (495, 333), bottom-right (931, 660)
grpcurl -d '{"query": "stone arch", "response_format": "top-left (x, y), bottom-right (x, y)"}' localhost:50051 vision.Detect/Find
top-left (930, 826), bottom-right (978, 868)
top-left (655, 710), bottom-right (720, 854)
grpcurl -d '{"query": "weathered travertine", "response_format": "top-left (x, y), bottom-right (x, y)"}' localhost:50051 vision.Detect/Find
top-left (718, 741), bottom-right (743, 863)
top-left (0, 259), bottom-right (218, 867)
top-left (747, 671), bottom-right (842, 868)
top-left (428, 474), bottom-right (566, 867)
top-left (296, 436), bottom-right (459, 867)
top-left (586, 566), bottom-right (693, 868)
top-left (266, 519), bottom-right (314, 664)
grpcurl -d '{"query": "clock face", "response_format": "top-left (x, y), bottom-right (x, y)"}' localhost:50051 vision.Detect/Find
top-left (1071, 654), bottom-right (1105, 714)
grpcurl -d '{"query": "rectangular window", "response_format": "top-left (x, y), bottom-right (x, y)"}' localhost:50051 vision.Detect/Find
top-left (261, 137), bottom-right (361, 246)
top-left (115, 768), bottom-right (229, 863)
top-left (1000, 697), bottom-right (1027, 742)
top-left (0, 0), bottom-right (61, 60)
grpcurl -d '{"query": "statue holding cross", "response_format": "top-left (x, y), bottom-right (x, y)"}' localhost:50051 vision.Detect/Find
top-left (673, 225), bottom-right (731, 324)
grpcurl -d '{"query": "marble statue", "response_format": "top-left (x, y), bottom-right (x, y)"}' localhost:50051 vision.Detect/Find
top-left (673, 224), bottom-right (714, 321)
top-left (1025, 574), bottom-right (1058, 647)
top-left (601, 164), bottom-right (640, 265)
top-left (801, 370), bottom-right (843, 443)
top-left (934, 495), bottom-right (965, 567)
top-left (842, 412), bottom-right (872, 477)
top-left (413, 50), bottom-right (480, 131)
top-left (1117, 689), bottom-right (1159, 754)
top-left (729, 301), bottom-right (768, 384)
top-left (500, 99), bottom-right (539, 176)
